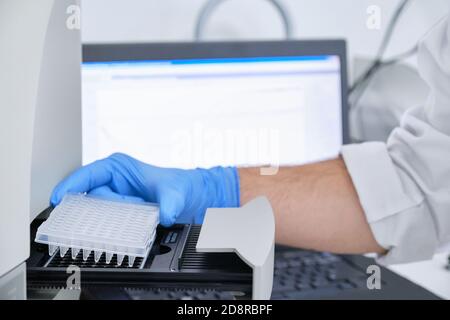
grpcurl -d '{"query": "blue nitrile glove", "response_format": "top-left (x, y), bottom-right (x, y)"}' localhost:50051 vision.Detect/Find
top-left (50, 153), bottom-right (240, 227)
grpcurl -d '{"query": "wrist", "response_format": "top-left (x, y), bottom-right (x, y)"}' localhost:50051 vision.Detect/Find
top-left (183, 166), bottom-right (240, 224)
top-left (207, 166), bottom-right (240, 208)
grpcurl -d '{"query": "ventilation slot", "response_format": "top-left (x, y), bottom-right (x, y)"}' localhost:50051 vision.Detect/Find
top-left (179, 226), bottom-right (251, 273)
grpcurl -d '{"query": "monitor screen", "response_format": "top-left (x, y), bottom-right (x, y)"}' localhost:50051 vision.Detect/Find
top-left (82, 55), bottom-right (343, 169)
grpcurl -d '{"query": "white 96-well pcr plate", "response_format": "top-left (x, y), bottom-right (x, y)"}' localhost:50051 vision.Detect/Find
top-left (35, 194), bottom-right (159, 267)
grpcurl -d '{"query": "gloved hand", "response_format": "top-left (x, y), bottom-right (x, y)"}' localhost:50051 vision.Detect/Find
top-left (50, 153), bottom-right (240, 226)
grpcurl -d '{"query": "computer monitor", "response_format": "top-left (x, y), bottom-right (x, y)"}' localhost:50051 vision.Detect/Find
top-left (82, 41), bottom-right (348, 169)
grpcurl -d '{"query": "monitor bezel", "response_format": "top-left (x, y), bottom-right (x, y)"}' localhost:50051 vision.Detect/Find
top-left (83, 40), bottom-right (350, 145)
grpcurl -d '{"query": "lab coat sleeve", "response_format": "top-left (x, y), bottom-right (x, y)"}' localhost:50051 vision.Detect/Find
top-left (341, 16), bottom-right (450, 265)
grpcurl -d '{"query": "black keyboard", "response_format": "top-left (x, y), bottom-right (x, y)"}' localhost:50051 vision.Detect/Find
top-left (272, 249), bottom-right (366, 299)
top-left (125, 288), bottom-right (234, 300)
top-left (272, 247), bottom-right (441, 300)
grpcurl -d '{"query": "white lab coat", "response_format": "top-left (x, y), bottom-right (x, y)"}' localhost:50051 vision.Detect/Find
top-left (342, 16), bottom-right (450, 265)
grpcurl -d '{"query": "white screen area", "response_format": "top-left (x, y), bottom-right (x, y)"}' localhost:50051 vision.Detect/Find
top-left (82, 56), bottom-right (343, 169)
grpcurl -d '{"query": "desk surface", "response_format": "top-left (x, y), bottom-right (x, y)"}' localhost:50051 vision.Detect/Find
top-left (388, 253), bottom-right (450, 300)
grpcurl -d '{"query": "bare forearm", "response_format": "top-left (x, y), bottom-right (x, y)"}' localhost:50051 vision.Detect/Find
top-left (239, 158), bottom-right (385, 254)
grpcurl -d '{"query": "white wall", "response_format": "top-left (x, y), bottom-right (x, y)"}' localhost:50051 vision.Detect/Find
top-left (81, 0), bottom-right (449, 64)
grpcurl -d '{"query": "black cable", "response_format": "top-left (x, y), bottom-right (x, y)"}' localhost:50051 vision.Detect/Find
top-left (194, 0), bottom-right (292, 41)
top-left (349, 0), bottom-right (415, 108)
top-left (350, 45), bottom-right (418, 109)
top-left (350, 0), bottom-right (412, 93)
